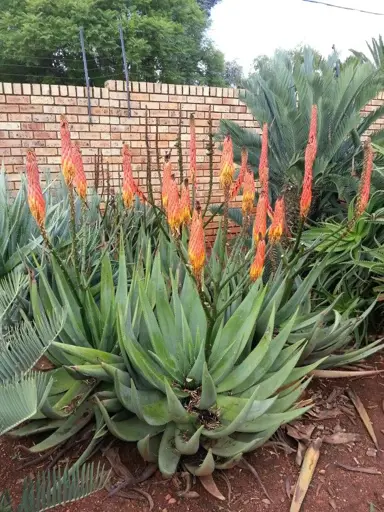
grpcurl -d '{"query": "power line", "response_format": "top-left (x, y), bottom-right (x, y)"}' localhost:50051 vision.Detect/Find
top-left (302, 0), bottom-right (384, 15)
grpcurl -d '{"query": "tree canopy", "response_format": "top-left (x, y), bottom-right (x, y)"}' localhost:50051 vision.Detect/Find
top-left (0, 0), bottom-right (226, 86)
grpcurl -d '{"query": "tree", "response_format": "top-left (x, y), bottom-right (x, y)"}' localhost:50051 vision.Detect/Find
top-left (224, 60), bottom-right (244, 88)
top-left (0, 0), bottom-right (225, 86)
top-left (196, 0), bottom-right (222, 14)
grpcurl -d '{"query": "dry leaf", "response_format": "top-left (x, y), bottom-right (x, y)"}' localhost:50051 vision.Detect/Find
top-left (296, 441), bottom-right (307, 467)
top-left (323, 433), bottom-right (360, 445)
top-left (347, 389), bottom-right (379, 450)
top-left (290, 438), bottom-right (322, 512)
top-left (329, 498), bottom-right (337, 510)
top-left (198, 475), bottom-right (225, 501)
top-left (311, 369), bottom-right (384, 379)
top-left (286, 423), bottom-right (315, 442)
top-left (309, 409), bottom-right (342, 420)
top-left (335, 463), bottom-right (381, 475)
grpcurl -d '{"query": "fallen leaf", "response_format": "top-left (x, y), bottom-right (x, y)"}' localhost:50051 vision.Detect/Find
top-left (347, 389), bottom-right (379, 450)
top-left (290, 438), bottom-right (322, 512)
top-left (286, 423), bottom-right (315, 442)
top-left (285, 477), bottom-right (292, 499)
top-left (312, 369), bottom-right (384, 378)
top-left (309, 409), bottom-right (342, 420)
top-left (335, 463), bottom-right (381, 475)
top-left (323, 433), bottom-right (360, 445)
top-left (296, 441), bottom-right (307, 467)
top-left (198, 475), bottom-right (225, 501)
top-left (329, 498), bottom-right (337, 510)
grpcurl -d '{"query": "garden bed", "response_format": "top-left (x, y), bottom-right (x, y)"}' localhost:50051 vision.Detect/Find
top-left (2, 354), bottom-right (384, 512)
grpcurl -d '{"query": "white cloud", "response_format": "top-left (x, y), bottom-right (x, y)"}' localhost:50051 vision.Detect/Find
top-left (209, 0), bottom-right (384, 72)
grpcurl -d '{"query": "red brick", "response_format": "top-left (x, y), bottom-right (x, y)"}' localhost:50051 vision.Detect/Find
top-left (21, 122), bottom-right (45, 131)
top-left (55, 97), bottom-right (77, 105)
top-left (7, 96), bottom-right (30, 104)
top-left (67, 106), bottom-right (89, 115)
top-left (31, 96), bottom-right (54, 105)
top-left (20, 105), bottom-right (43, 113)
top-left (0, 131), bottom-right (9, 139)
top-left (8, 113), bottom-right (32, 122)
top-left (0, 95), bottom-right (5, 103)
top-left (33, 131), bottom-right (57, 139)
top-left (9, 130), bottom-right (33, 139)
top-left (1, 105), bottom-right (20, 113)
top-left (44, 105), bottom-right (66, 114)
top-left (21, 140), bottom-right (46, 148)
top-left (0, 139), bottom-right (21, 147)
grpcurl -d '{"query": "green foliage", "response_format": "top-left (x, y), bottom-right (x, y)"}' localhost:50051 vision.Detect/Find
top-left (220, 47), bottom-right (384, 218)
top-left (0, 0), bottom-right (225, 86)
top-left (0, 463), bottom-right (108, 512)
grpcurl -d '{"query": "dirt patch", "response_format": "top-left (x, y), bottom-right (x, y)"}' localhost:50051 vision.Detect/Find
top-left (1, 354), bottom-right (384, 512)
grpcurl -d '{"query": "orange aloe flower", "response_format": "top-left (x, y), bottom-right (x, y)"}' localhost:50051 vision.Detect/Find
top-left (72, 143), bottom-right (87, 200)
top-left (300, 105), bottom-right (318, 219)
top-left (189, 114), bottom-right (197, 186)
top-left (162, 158), bottom-right (172, 209)
top-left (242, 169), bottom-right (255, 215)
top-left (180, 178), bottom-right (191, 225)
top-left (188, 202), bottom-right (206, 280)
top-left (26, 150), bottom-right (45, 227)
top-left (250, 239), bottom-right (266, 281)
top-left (253, 192), bottom-right (267, 242)
top-left (60, 115), bottom-right (75, 186)
top-left (220, 135), bottom-right (235, 190)
top-left (167, 174), bottom-right (181, 233)
top-left (356, 138), bottom-right (374, 217)
top-left (122, 144), bottom-right (135, 208)
top-left (269, 197), bottom-right (285, 243)
top-left (231, 147), bottom-right (248, 199)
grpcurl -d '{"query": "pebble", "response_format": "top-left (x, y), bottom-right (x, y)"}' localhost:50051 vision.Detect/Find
top-left (262, 499), bottom-right (271, 505)
top-left (366, 448), bottom-right (377, 457)
top-left (319, 469), bottom-right (326, 474)
top-left (168, 498), bottom-right (177, 505)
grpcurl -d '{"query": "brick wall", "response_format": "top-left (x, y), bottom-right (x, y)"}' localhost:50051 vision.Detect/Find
top-left (0, 80), bottom-right (258, 240)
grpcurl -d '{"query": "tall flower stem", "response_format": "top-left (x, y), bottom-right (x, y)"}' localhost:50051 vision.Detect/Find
top-left (68, 184), bottom-right (81, 285)
top-left (202, 106), bottom-right (214, 218)
top-left (80, 199), bottom-right (88, 279)
top-left (40, 224), bottom-right (82, 307)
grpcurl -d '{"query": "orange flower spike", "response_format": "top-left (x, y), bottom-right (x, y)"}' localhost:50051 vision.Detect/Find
top-left (219, 135), bottom-right (235, 190)
top-left (188, 202), bottom-right (206, 280)
top-left (121, 144), bottom-right (135, 208)
top-left (189, 114), bottom-right (197, 186)
top-left (231, 147), bottom-right (248, 199)
top-left (300, 105), bottom-right (318, 219)
top-left (180, 178), bottom-right (191, 225)
top-left (259, 124), bottom-right (269, 196)
top-left (161, 158), bottom-right (172, 209)
top-left (356, 138), bottom-right (374, 217)
top-left (250, 239), bottom-right (266, 282)
top-left (253, 192), bottom-right (267, 242)
top-left (167, 174), bottom-right (181, 233)
top-left (60, 115), bottom-right (75, 186)
top-left (242, 169), bottom-right (255, 215)
top-left (26, 150), bottom-right (46, 227)
top-left (269, 197), bottom-right (285, 243)
top-left (72, 143), bottom-right (87, 200)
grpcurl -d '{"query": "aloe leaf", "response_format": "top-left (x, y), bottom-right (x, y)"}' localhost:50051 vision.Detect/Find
top-left (96, 397), bottom-right (164, 441)
top-left (237, 406), bottom-right (311, 432)
top-left (28, 403), bottom-right (93, 453)
top-left (240, 342), bottom-right (306, 400)
top-left (233, 309), bottom-right (300, 394)
top-left (165, 380), bottom-right (194, 424)
top-left (202, 387), bottom-right (260, 439)
top-left (8, 419), bottom-right (66, 438)
top-left (199, 363), bottom-right (217, 410)
top-left (158, 422), bottom-right (180, 478)
top-left (175, 425), bottom-right (204, 455)
top-left (137, 434), bottom-right (161, 462)
top-left (216, 304), bottom-right (276, 392)
top-left (184, 449), bottom-right (215, 476)
top-left (52, 342), bottom-right (123, 365)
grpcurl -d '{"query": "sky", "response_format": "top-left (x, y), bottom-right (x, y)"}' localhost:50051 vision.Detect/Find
top-left (209, 0), bottom-right (384, 73)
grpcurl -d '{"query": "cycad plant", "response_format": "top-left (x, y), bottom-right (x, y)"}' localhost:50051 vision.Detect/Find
top-left (219, 47), bottom-right (384, 224)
